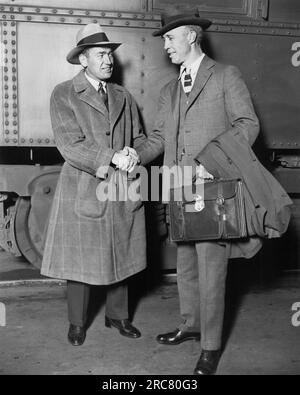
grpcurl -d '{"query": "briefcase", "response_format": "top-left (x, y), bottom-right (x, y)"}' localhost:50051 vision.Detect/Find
top-left (168, 179), bottom-right (247, 242)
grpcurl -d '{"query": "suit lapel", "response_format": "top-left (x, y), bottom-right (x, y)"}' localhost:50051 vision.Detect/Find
top-left (186, 56), bottom-right (216, 113)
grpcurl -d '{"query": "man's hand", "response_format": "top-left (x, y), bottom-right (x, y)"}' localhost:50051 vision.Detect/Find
top-left (112, 147), bottom-right (140, 173)
top-left (195, 164), bottom-right (214, 183)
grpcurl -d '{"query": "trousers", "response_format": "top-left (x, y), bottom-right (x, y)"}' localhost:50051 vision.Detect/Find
top-left (67, 280), bottom-right (128, 327)
top-left (177, 241), bottom-right (228, 350)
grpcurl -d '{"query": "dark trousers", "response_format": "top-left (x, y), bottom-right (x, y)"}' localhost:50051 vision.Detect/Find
top-left (177, 241), bottom-right (228, 350)
top-left (67, 280), bottom-right (128, 327)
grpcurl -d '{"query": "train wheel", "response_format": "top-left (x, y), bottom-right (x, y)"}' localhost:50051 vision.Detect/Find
top-left (14, 197), bottom-right (44, 269)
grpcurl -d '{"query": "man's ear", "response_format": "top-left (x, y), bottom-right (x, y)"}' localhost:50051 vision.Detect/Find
top-left (79, 52), bottom-right (87, 68)
top-left (188, 29), bottom-right (197, 45)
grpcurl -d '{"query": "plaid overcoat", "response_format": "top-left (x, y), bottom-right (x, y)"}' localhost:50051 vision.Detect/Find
top-left (41, 70), bottom-right (147, 285)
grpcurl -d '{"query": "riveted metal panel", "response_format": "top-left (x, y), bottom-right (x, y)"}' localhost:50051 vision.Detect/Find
top-left (204, 27), bottom-right (300, 148)
top-left (0, 4), bottom-right (164, 146)
top-left (0, 0), bottom-right (148, 13)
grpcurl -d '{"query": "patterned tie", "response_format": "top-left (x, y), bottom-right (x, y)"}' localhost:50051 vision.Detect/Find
top-left (183, 69), bottom-right (192, 96)
top-left (98, 82), bottom-right (108, 109)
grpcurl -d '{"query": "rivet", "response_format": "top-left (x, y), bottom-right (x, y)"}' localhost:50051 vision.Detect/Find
top-left (5, 112), bottom-right (9, 117)
top-left (13, 130), bottom-right (17, 134)
top-left (5, 94), bottom-right (9, 99)
top-left (10, 15), bottom-right (15, 20)
top-left (18, 8), bottom-right (23, 12)
top-left (2, 15), bottom-right (6, 19)
top-left (3, 21), bottom-right (7, 26)
top-left (5, 130), bottom-right (9, 135)
top-left (11, 21), bottom-right (16, 27)
top-left (4, 49), bottom-right (8, 53)
top-left (0, 6), bottom-right (5, 11)
top-left (77, 19), bottom-right (82, 23)
top-left (85, 11), bottom-right (90, 16)
top-left (9, 7), bottom-right (14, 12)
top-left (60, 18), bottom-right (65, 22)
top-left (4, 103), bottom-right (8, 108)
top-left (13, 103), bottom-right (17, 108)
top-left (12, 58), bottom-right (16, 63)
top-left (27, 16), bottom-right (32, 21)
top-left (4, 58), bottom-right (8, 63)
top-left (13, 94), bottom-right (17, 99)
top-left (5, 138), bottom-right (9, 143)
top-left (12, 76), bottom-right (16, 82)
top-left (52, 9), bottom-right (57, 14)
top-left (69, 10), bottom-right (74, 15)
top-left (287, 31), bottom-right (291, 35)
top-left (13, 138), bottom-right (17, 143)
top-left (30, 138), bottom-right (34, 143)
top-left (13, 112), bottom-right (17, 117)
top-left (93, 19), bottom-right (97, 23)
top-left (12, 67), bottom-right (16, 73)
top-left (4, 76), bottom-right (8, 81)
top-left (38, 138), bottom-right (42, 143)
top-left (4, 85), bottom-right (8, 90)
top-left (13, 121), bottom-right (17, 126)
top-left (36, 8), bottom-right (40, 13)
top-left (118, 13), bottom-right (122, 17)
top-left (44, 17), bottom-right (48, 21)
top-left (5, 121), bottom-right (9, 126)
top-left (12, 47), bottom-right (16, 52)
top-left (109, 20), bottom-right (114, 25)
top-left (125, 21), bottom-right (130, 26)
top-left (21, 138), bottom-right (25, 143)
top-left (133, 14), bottom-right (137, 19)
top-left (3, 30), bottom-right (7, 35)
top-left (13, 85), bottom-right (17, 90)
top-left (141, 14), bottom-right (145, 19)
top-left (46, 139), bottom-right (50, 143)
top-left (101, 12), bottom-right (106, 17)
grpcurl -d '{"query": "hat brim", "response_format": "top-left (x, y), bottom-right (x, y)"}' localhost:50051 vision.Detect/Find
top-left (152, 17), bottom-right (212, 37)
top-left (67, 42), bottom-right (121, 65)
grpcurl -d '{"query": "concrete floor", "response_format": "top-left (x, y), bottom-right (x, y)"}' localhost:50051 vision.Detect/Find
top-left (0, 250), bottom-right (300, 375)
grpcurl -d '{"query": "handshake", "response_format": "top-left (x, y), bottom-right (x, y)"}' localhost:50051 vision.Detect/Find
top-left (111, 146), bottom-right (140, 173)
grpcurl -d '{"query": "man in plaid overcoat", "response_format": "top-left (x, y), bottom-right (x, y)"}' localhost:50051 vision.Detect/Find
top-left (41, 23), bottom-right (147, 346)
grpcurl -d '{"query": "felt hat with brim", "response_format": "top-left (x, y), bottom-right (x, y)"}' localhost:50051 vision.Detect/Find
top-left (152, 10), bottom-right (212, 37)
top-left (67, 23), bottom-right (121, 64)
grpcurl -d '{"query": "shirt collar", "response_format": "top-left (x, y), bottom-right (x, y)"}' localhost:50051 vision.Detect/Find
top-left (178, 53), bottom-right (206, 81)
top-left (85, 72), bottom-right (107, 92)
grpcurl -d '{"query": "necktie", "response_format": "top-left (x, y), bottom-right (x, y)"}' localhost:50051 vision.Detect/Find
top-left (183, 70), bottom-right (192, 95)
top-left (98, 83), bottom-right (108, 109)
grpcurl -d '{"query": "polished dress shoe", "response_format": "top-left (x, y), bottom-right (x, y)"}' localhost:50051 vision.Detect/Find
top-left (156, 328), bottom-right (200, 345)
top-left (68, 324), bottom-right (86, 346)
top-left (105, 316), bottom-right (141, 339)
top-left (193, 350), bottom-right (221, 375)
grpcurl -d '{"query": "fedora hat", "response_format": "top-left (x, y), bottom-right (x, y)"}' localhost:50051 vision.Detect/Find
top-left (152, 10), bottom-right (211, 37)
top-left (67, 23), bottom-right (121, 64)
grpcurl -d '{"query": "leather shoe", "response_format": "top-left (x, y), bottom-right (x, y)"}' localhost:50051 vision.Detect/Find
top-left (156, 328), bottom-right (200, 345)
top-left (68, 324), bottom-right (86, 346)
top-left (193, 350), bottom-right (221, 375)
top-left (105, 316), bottom-right (141, 339)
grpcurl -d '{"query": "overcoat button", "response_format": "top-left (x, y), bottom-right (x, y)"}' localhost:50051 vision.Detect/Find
top-left (106, 131), bottom-right (110, 136)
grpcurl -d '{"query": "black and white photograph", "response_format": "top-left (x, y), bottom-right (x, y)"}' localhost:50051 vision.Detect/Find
top-left (0, 0), bottom-right (299, 379)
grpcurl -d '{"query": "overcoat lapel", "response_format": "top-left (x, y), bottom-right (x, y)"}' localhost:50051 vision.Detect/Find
top-left (73, 70), bottom-right (109, 116)
top-left (107, 83), bottom-right (125, 131)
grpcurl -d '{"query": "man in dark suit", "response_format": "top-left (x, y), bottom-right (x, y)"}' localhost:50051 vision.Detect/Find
top-left (41, 23), bottom-right (147, 346)
top-left (138, 10), bottom-right (260, 375)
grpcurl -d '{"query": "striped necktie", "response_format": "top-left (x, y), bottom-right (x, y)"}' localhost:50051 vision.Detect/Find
top-left (183, 69), bottom-right (192, 95)
top-left (98, 83), bottom-right (108, 109)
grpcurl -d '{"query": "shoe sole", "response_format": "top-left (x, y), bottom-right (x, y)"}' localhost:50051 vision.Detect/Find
top-left (157, 336), bottom-right (200, 345)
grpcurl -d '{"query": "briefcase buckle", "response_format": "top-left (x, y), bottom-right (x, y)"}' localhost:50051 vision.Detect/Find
top-left (194, 194), bottom-right (205, 212)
